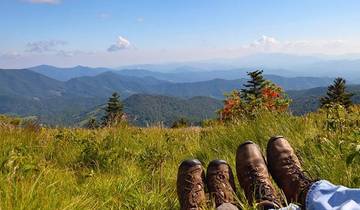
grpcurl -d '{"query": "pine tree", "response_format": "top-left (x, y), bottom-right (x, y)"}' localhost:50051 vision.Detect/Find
top-left (102, 92), bottom-right (123, 126)
top-left (241, 70), bottom-right (266, 100)
top-left (171, 118), bottom-right (189, 128)
top-left (86, 117), bottom-right (98, 129)
top-left (320, 77), bottom-right (353, 109)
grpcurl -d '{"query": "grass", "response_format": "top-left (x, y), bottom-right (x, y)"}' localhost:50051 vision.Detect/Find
top-left (0, 111), bottom-right (359, 209)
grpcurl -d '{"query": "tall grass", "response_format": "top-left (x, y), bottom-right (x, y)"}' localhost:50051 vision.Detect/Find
top-left (0, 112), bottom-right (359, 209)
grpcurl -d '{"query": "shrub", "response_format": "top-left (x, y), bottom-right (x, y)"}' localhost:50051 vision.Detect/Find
top-left (219, 71), bottom-right (291, 121)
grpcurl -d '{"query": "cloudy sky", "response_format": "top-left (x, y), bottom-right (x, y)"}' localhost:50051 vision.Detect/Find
top-left (1, 0), bottom-right (360, 68)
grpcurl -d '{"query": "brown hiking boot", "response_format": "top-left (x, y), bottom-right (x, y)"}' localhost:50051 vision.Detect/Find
top-left (177, 159), bottom-right (206, 210)
top-left (236, 141), bottom-right (281, 209)
top-left (267, 136), bottom-right (314, 206)
top-left (206, 160), bottom-right (237, 207)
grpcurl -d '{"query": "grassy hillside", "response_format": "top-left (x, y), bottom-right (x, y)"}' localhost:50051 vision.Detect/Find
top-left (0, 111), bottom-right (359, 209)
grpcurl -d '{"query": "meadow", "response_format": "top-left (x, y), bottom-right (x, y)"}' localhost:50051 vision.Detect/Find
top-left (0, 111), bottom-right (359, 210)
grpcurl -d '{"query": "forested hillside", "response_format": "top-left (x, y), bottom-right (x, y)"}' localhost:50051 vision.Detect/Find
top-left (1, 68), bottom-right (359, 126)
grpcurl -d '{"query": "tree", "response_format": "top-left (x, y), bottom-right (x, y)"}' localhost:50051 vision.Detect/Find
top-left (171, 118), bottom-right (189, 128)
top-left (102, 92), bottom-right (124, 126)
top-left (241, 70), bottom-right (266, 101)
top-left (320, 78), bottom-right (353, 109)
top-left (86, 117), bottom-right (98, 129)
top-left (219, 70), bottom-right (291, 121)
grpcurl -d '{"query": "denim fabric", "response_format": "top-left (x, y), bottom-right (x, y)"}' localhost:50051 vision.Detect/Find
top-left (273, 203), bottom-right (301, 210)
top-left (218, 180), bottom-right (360, 210)
top-left (306, 180), bottom-right (360, 210)
top-left (216, 203), bottom-right (239, 210)
top-left (216, 203), bottom-right (300, 210)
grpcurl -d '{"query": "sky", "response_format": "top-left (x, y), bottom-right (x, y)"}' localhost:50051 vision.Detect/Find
top-left (1, 0), bottom-right (360, 68)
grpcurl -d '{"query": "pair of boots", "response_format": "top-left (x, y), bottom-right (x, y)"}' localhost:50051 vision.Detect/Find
top-left (177, 136), bottom-right (314, 210)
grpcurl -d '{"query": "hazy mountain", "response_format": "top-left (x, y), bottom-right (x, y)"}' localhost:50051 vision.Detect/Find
top-left (64, 71), bottom-right (169, 98)
top-left (29, 65), bottom-right (111, 81)
top-left (118, 53), bottom-right (360, 80)
top-left (0, 69), bottom-right (65, 98)
top-left (213, 53), bottom-right (325, 69)
top-left (292, 59), bottom-right (360, 81)
top-left (28, 53), bottom-right (360, 83)
top-left (117, 69), bottom-right (334, 89)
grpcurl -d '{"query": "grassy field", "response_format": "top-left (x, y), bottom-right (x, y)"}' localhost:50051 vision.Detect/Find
top-left (0, 111), bottom-right (359, 209)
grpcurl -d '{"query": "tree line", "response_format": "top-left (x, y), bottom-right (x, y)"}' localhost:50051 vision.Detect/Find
top-left (88, 70), bottom-right (354, 128)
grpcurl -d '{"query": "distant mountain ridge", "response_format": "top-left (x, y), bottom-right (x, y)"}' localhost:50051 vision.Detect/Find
top-left (29, 65), bottom-right (332, 85)
top-left (1, 67), bottom-right (359, 126)
top-left (29, 65), bottom-right (111, 81)
top-left (1, 68), bottom-right (337, 101)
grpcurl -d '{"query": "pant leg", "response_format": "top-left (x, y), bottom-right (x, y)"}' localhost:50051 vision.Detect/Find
top-left (269, 203), bottom-right (301, 210)
top-left (216, 203), bottom-right (300, 210)
top-left (306, 180), bottom-right (360, 210)
top-left (216, 203), bottom-right (239, 210)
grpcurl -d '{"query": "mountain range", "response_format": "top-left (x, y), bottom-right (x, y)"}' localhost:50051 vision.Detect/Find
top-left (1, 63), bottom-right (359, 126)
top-left (118, 53), bottom-right (360, 81)
top-left (2, 67), bottom-right (337, 100)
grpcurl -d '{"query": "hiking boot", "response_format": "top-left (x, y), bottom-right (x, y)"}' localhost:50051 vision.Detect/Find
top-left (236, 141), bottom-right (281, 209)
top-left (177, 159), bottom-right (206, 210)
top-left (206, 159), bottom-right (237, 207)
top-left (267, 136), bottom-right (314, 206)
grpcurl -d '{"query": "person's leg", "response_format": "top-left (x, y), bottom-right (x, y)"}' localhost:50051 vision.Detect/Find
top-left (305, 180), bottom-right (360, 210)
top-left (206, 159), bottom-right (238, 209)
top-left (236, 141), bottom-right (282, 210)
top-left (177, 159), bottom-right (206, 210)
top-left (267, 136), bottom-right (360, 210)
top-left (216, 203), bottom-right (240, 210)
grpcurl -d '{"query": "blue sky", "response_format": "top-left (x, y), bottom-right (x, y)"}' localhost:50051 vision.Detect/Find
top-left (1, 0), bottom-right (360, 68)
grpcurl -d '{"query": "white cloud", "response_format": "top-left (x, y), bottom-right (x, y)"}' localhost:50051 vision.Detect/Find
top-left (108, 36), bottom-right (131, 52)
top-left (26, 40), bottom-right (67, 53)
top-left (57, 50), bottom-right (95, 57)
top-left (24, 0), bottom-right (61, 4)
top-left (252, 35), bottom-right (279, 46)
top-left (0, 51), bottom-right (22, 59)
top-left (243, 35), bottom-right (352, 54)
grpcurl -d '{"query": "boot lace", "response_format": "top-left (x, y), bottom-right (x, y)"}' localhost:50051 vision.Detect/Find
top-left (207, 169), bottom-right (234, 204)
top-left (246, 165), bottom-right (279, 203)
top-left (183, 167), bottom-right (205, 206)
top-left (283, 156), bottom-right (313, 190)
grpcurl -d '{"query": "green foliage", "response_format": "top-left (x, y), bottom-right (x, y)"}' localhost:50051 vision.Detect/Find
top-left (0, 112), bottom-right (359, 209)
top-left (85, 117), bottom-right (98, 129)
top-left (320, 77), bottom-right (354, 109)
top-left (171, 118), bottom-right (189, 128)
top-left (219, 70), bottom-right (291, 121)
top-left (123, 94), bottom-right (222, 127)
top-left (0, 115), bottom-right (22, 127)
top-left (319, 103), bottom-right (360, 132)
top-left (102, 92), bottom-right (124, 126)
top-left (241, 70), bottom-right (266, 100)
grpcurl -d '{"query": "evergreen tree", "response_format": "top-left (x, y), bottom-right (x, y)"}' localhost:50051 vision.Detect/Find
top-left (86, 117), bottom-right (98, 129)
top-left (102, 92), bottom-right (123, 126)
top-left (171, 118), bottom-right (189, 128)
top-left (241, 70), bottom-right (266, 100)
top-left (320, 77), bottom-right (353, 109)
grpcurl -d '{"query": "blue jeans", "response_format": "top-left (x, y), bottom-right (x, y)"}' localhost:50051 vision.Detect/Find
top-left (305, 180), bottom-right (360, 210)
top-left (217, 180), bottom-right (360, 210)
